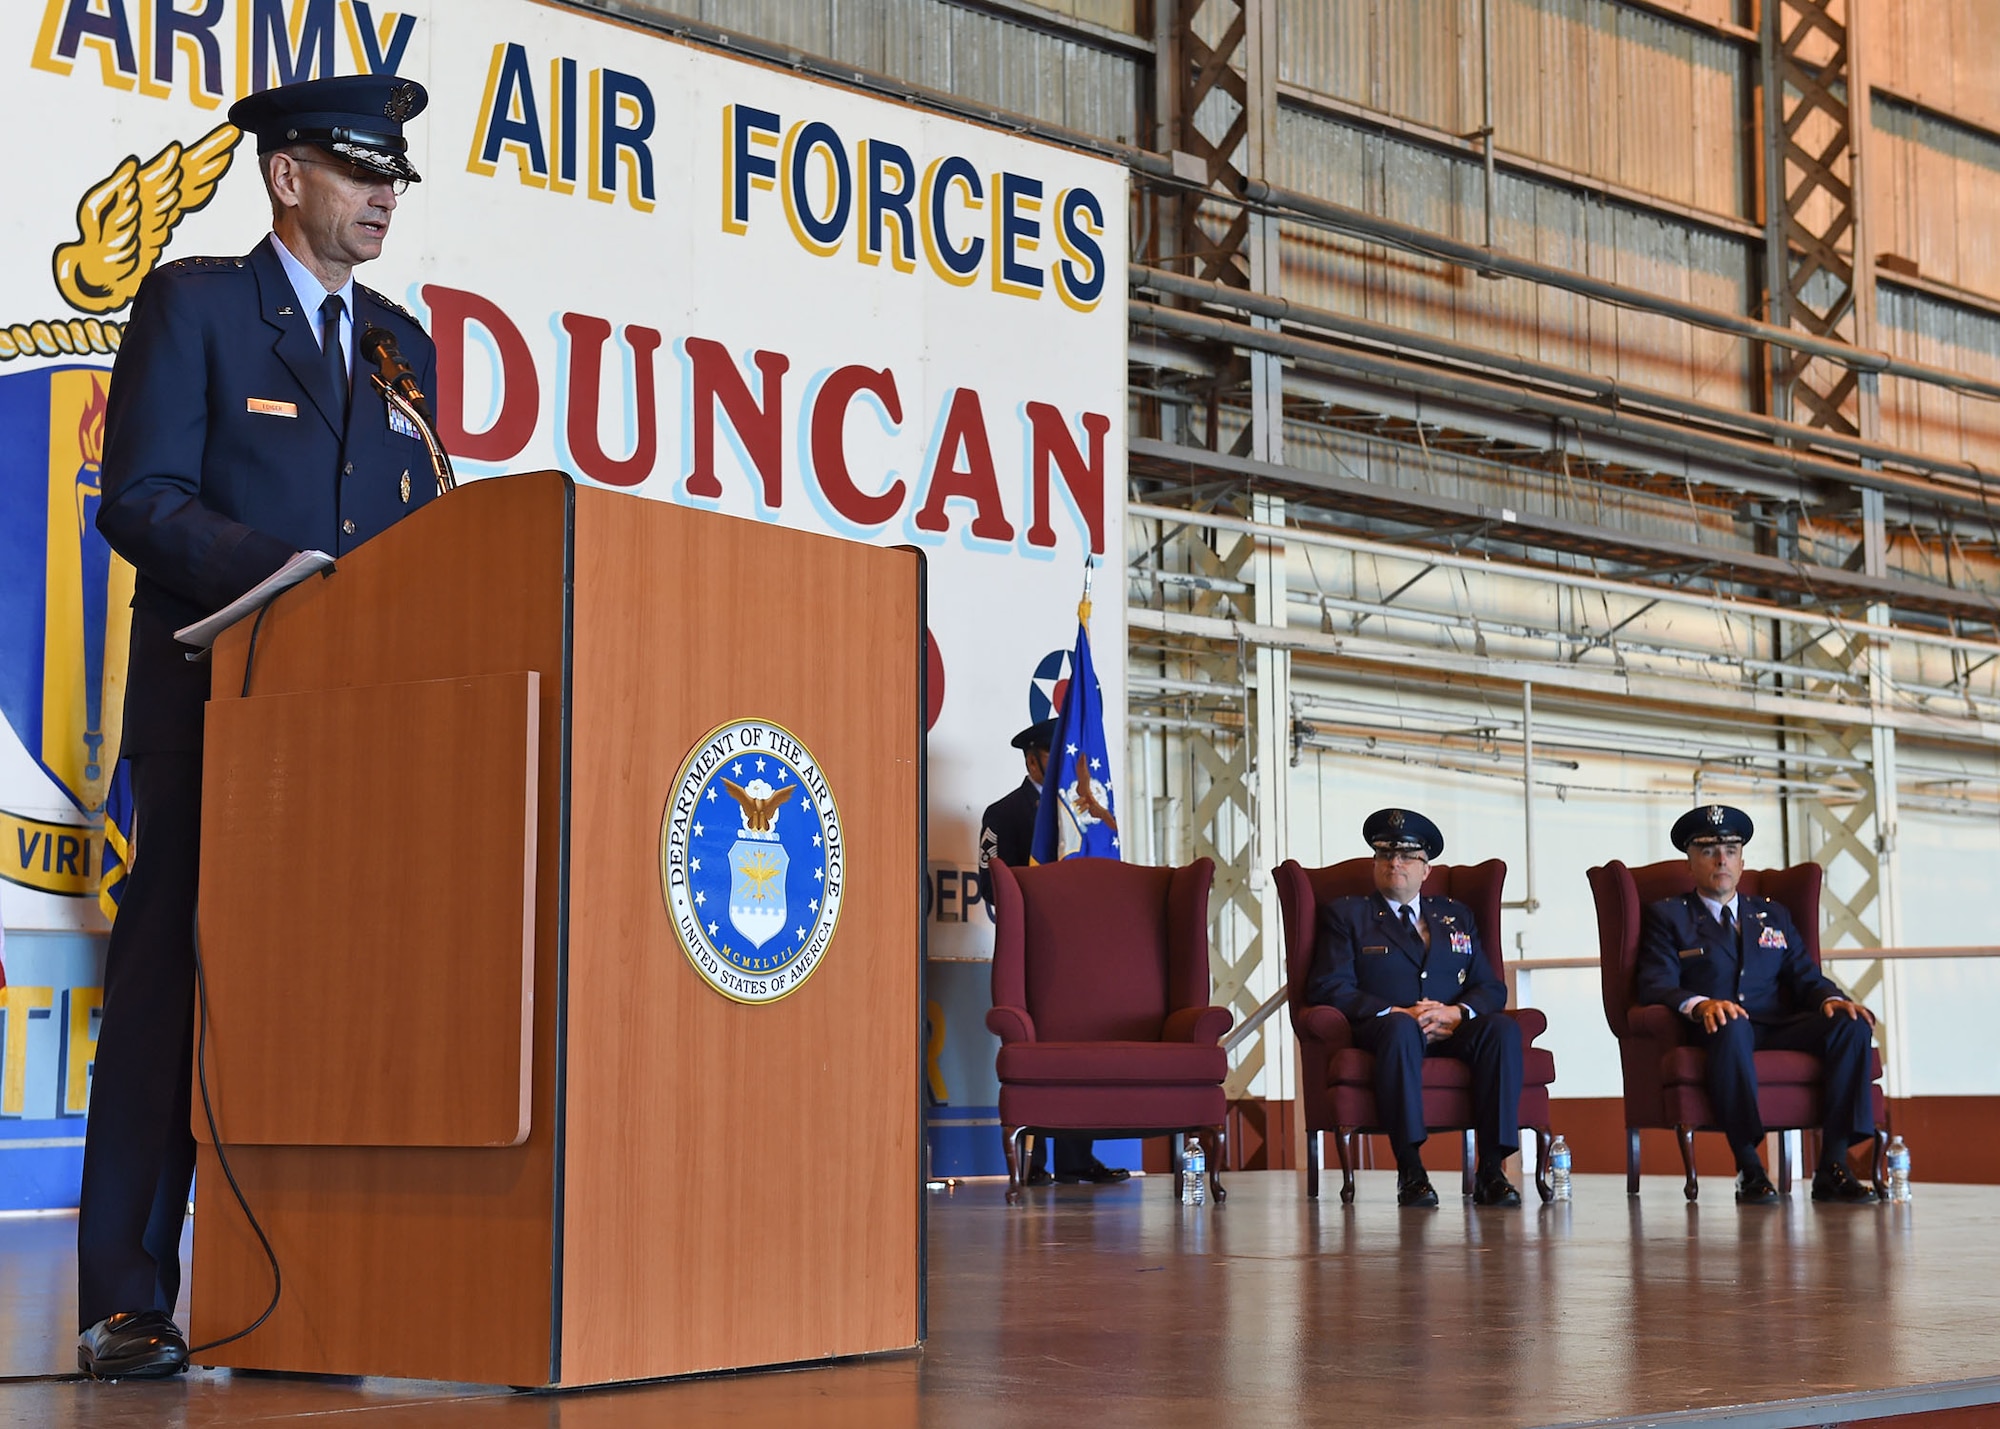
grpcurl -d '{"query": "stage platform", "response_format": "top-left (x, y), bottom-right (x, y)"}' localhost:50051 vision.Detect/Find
top-left (5, 1173), bottom-right (2000, 1428)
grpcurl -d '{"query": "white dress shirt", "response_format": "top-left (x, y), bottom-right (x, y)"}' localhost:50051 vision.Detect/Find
top-left (268, 232), bottom-right (354, 376)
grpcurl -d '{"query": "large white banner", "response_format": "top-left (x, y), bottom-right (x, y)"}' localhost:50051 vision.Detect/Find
top-left (0, 0), bottom-right (1125, 934)
top-left (0, 0), bottom-right (1125, 1174)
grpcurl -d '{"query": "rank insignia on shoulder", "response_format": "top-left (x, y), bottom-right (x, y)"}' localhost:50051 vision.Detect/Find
top-left (361, 283), bottom-right (415, 321)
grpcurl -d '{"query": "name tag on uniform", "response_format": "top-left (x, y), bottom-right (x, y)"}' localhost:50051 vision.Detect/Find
top-left (1449, 931), bottom-right (1472, 956)
top-left (1361, 945), bottom-right (1388, 956)
top-left (386, 405), bottom-right (424, 441)
top-left (1678, 947), bottom-right (1705, 959)
top-left (1759, 926), bottom-right (1788, 949)
top-left (247, 397), bottom-right (296, 417)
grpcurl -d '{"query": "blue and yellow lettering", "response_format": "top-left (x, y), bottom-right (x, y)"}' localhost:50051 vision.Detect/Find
top-left (242, 0), bottom-right (336, 94)
top-left (1054, 187), bottom-right (1105, 312)
top-left (345, 0), bottom-right (414, 74)
top-left (589, 67), bottom-right (655, 211)
top-left (551, 55), bottom-right (579, 192)
top-left (141, 0), bottom-right (225, 108)
top-left (468, 42), bottom-right (548, 187)
top-left (33, 0), bottom-right (139, 88)
top-left (782, 120), bottom-right (851, 257)
top-left (921, 156), bottom-right (983, 287)
top-left (723, 103), bottom-right (781, 234)
top-left (992, 171), bottom-right (1043, 298)
top-left (860, 139), bottom-right (916, 273)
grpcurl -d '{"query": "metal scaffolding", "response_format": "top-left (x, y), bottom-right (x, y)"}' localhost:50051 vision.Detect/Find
top-left (1760, 0), bottom-right (1906, 1087)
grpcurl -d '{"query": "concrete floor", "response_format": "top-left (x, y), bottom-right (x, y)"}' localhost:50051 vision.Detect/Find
top-left (4, 1173), bottom-right (2000, 1428)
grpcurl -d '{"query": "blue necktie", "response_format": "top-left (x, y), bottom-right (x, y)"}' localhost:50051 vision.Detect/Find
top-left (320, 293), bottom-right (348, 420)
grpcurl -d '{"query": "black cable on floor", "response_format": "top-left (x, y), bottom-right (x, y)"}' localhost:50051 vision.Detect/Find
top-left (185, 601), bottom-right (282, 1355)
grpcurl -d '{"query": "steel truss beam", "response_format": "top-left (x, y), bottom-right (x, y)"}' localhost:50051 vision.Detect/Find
top-left (1761, 0), bottom-right (1903, 1087)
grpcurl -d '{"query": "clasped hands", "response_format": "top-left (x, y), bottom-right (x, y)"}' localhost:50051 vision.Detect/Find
top-left (1394, 1000), bottom-right (1465, 1043)
top-left (1689, 997), bottom-right (1874, 1033)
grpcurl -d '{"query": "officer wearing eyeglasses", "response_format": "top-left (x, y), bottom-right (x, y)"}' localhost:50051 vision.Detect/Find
top-left (1304, 809), bottom-right (1523, 1209)
top-left (79, 74), bottom-right (441, 1381)
top-left (1636, 804), bottom-right (1880, 1205)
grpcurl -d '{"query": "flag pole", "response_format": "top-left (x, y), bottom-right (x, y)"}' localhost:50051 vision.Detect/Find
top-left (1079, 554), bottom-right (1094, 628)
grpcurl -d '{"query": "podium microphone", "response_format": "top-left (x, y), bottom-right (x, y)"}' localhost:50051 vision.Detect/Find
top-left (359, 324), bottom-right (456, 494)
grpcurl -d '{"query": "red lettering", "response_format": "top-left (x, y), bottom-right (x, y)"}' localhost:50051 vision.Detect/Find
top-left (422, 285), bottom-right (540, 464)
top-left (810, 365), bottom-right (905, 527)
top-left (560, 313), bottom-right (662, 488)
top-left (913, 388), bottom-right (1013, 542)
top-left (682, 337), bottom-right (789, 507)
top-left (1024, 403), bottom-right (1108, 554)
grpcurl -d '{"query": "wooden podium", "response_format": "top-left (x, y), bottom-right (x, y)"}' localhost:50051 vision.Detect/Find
top-left (190, 472), bottom-right (923, 1387)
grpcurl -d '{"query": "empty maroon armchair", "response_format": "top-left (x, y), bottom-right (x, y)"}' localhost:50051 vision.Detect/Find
top-left (987, 857), bottom-right (1232, 1204)
top-left (1587, 858), bottom-right (1888, 1200)
top-left (1274, 858), bottom-right (1557, 1202)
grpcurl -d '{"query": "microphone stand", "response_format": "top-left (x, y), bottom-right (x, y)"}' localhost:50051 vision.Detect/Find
top-left (370, 375), bottom-right (456, 495)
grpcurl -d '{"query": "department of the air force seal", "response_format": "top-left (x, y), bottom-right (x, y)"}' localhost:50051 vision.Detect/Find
top-left (660, 719), bottom-right (843, 1004)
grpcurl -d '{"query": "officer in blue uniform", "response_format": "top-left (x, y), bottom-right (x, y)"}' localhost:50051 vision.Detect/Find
top-left (978, 719), bottom-right (1129, 1186)
top-left (1636, 805), bottom-right (1879, 1205)
top-left (77, 74), bottom-right (441, 1379)
top-left (1305, 809), bottom-right (1523, 1208)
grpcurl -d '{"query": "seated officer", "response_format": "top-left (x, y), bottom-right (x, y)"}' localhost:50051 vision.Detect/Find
top-left (1637, 805), bottom-right (1879, 1205)
top-left (1305, 809), bottom-right (1523, 1208)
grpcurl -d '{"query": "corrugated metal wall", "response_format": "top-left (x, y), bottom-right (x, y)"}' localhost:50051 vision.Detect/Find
top-left (602, 0), bottom-right (1146, 144)
top-left (1280, 0), bottom-right (1751, 220)
top-left (1273, 107), bottom-right (1759, 408)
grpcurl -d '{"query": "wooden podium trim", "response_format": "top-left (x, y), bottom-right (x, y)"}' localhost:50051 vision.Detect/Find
top-left (197, 672), bottom-right (541, 1148)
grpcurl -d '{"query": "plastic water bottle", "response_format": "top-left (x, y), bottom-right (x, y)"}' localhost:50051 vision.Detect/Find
top-left (1886, 1136), bottom-right (1912, 1203)
top-left (1181, 1136), bottom-right (1207, 1205)
top-left (1549, 1135), bottom-right (1572, 1202)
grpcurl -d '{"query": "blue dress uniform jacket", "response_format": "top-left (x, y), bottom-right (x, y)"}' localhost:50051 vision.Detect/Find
top-left (97, 240), bottom-right (439, 752)
top-left (77, 238), bottom-right (439, 1334)
top-left (1635, 890), bottom-right (1875, 1155)
top-left (1306, 892), bottom-right (1508, 1021)
top-left (1305, 891), bottom-right (1522, 1156)
top-left (1635, 892), bottom-right (1842, 1021)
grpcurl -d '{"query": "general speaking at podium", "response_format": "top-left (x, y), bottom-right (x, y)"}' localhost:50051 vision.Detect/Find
top-left (80, 72), bottom-right (442, 1381)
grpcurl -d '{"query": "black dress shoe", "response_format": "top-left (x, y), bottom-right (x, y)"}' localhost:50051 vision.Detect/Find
top-left (1811, 1161), bottom-right (1880, 1204)
top-left (1735, 1166), bottom-right (1781, 1205)
top-left (78, 1310), bottom-right (189, 1380)
top-left (1055, 1159), bottom-right (1132, 1184)
top-left (1023, 1167), bottom-right (1054, 1187)
top-left (1396, 1170), bottom-right (1440, 1208)
top-left (1472, 1171), bottom-right (1522, 1207)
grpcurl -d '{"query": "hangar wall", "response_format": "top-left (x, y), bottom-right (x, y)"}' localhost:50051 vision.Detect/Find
top-left (441, 0), bottom-right (2000, 1172)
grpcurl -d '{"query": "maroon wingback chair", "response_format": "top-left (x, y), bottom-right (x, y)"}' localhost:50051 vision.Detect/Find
top-left (1587, 858), bottom-right (1888, 1201)
top-left (1273, 858), bottom-right (1557, 1203)
top-left (987, 857), bottom-right (1233, 1204)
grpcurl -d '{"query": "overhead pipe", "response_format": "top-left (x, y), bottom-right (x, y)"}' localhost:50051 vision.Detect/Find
top-left (1128, 504), bottom-right (2000, 663)
top-left (1131, 300), bottom-right (2000, 521)
top-left (1132, 265), bottom-right (2000, 494)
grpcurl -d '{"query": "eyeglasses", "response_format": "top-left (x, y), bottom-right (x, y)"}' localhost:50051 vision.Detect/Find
top-left (1372, 850), bottom-right (1427, 867)
top-left (290, 156), bottom-right (410, 196)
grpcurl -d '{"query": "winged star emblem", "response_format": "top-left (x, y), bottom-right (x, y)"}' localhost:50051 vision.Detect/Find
top-left (54, 123), bottom-right (241, 315)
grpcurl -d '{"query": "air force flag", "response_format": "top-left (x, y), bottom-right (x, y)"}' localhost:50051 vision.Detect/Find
top-left (1030, 589), bottom-right (1119, 864)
